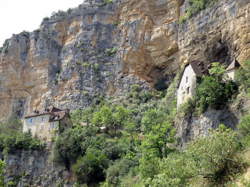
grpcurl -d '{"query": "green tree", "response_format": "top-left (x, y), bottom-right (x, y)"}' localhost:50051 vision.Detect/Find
top-left (72, 148), bottom-right (109, 185)
top-left (139, 122), bottom-right (176, 179)
top-left (149, 125), bottom-right (243, 186)
top-left (196, 76), bottom-right (237, 112)
top-left (236, 60), bottom-right (250, 92)
top-left (209, 62), bottom-right (226, 80)
top-left (0, 160), bottom-right (5, 187)
top-left (53, 125), bottom-right (98, 168)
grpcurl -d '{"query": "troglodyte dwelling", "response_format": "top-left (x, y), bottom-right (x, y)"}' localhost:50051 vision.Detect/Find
top-left (23, 107), bottom-right (72, 142)
top-left (177, 60), bottom-right (240, 108)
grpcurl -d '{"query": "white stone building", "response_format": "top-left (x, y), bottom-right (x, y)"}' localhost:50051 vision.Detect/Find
top-left (177, 60), bottom-right (240, 108)
top-left (225, 59), bottom-right (240, 80)
top-left (23, 107), bottom-right (72, 142)
top-left (177, 61), bottom-right (209, 108)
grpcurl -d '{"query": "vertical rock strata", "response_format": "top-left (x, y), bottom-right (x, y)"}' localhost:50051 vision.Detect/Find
top-left (0, 0), bottom-right (250, 121)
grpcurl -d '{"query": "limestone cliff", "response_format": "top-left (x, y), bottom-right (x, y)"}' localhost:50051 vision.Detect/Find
top-left (1, 0), bottom-right (250, 186)
top-left (1, 0), bottom-right (250, 121)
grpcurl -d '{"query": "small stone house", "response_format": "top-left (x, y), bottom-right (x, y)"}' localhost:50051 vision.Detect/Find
top-left (177, 61), bottom-right (209, 108)
top-left (23, 107), bottom-right (72, 142)
top-left (225, 59), bottom-right (241, 80)
top-left (177, 60), bottom-right (240, 108)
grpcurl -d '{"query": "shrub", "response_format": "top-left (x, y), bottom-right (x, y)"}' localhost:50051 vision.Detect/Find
top-left (0, 118), bottom-right (44, 154)
top-left (106, 159), bottom-right (137, 186)
top-left (106, 47), bottom-right (117, 56)
top-left (186, 0), bottom-right (218, 18)
top-left (2, 132), bottom-right (44, 154)
top-left (72, 148), bottom-right (109, 184)
top-left (91, 105), bottom-right (132, 136)
top-left (154, 78), bottom-right (167, 91)
top-left (141, 109), bottom-right (165, 132)
top-left (236, 60), bottom-right (250, 92)
top-left (196, 76), bottom-right (237, 113)
top-left (139, 122), bottom-right (176, 179)
top-left (149, 126), bottom-right (243, 186)
top-left (53, 125), bottom-right (98, 168)
top-left (0, 160), bottom-right (5, 186)
top-left (187, 126), bottom-right (242, 182)
top-left (149, 152), bottom-right (195, 187)
top-left (177, 98), bottom-right (196, 117)
top-left (238, 114), bottom-right (250, 147)
top-left (70, 107), bottom-right (95, 126)
top-left (238, 114), bottom-right (250, 137)
top-left (102, 140), bottom-right (126, 161)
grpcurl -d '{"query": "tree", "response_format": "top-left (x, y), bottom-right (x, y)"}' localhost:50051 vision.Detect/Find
top-left (139, 122), bottom-right (176, 179)
top-left (149, 125), bottom-right (243, 186)
top-left (0, 160), bottom-right (5, 186)
top-left (72, 148), bottom-right (109, 184)
top-left (196, 76), bottom-right (237, 113)
top-left (208, 62), bottom-right (226, 80)
top-left (236, 60), bottom-right (250, 92)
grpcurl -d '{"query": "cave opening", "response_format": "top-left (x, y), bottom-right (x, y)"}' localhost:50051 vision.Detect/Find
top-left (205, 39), bottom-right (232, 66)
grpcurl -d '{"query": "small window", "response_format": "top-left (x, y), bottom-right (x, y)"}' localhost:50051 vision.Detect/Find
top-left (29, 118), bottom-right (33, 123)
top-left (187, 87), bottom-right (190, 94)
top-left (186, 77), bottom-right (188, 83)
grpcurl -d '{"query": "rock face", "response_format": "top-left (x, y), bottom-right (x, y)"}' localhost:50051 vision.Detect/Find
top-left (176, 108), bottom-right (239, 146)
top-left (1, 150), bottom-right (72, 186)
top-left (1, 0), bottom-right (250, 185)
top-left (1, 0), bottom-right (250, 120)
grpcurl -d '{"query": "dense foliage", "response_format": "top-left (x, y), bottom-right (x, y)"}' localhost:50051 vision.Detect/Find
top-left (0, 160), bottom-right (4, 186)
top-left (185, 62), bottom-right (239, 114)
top-left (0, 118), bottom-right (44, 154)
top-left (52, 64), bottom-right (250, 186)
top-left (196, 76), bottom-right (237, 112)
top-left (149, 126), bottom-right (243, 186)
top-left (236, 60), bottom-right (250, 92)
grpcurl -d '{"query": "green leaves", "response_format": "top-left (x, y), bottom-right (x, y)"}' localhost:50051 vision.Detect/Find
top-left (0, 160), bottom-right (5, 186)
top-left (185, 0), bottom-right (218, 19)
top-left (196, 76), bottom-right (238, 113)
top-left (72, 148), bottom-right (109, 184)
top-left (236, 60), bottom-right (250, 92)
top-left (209, 62), bottom-right (226, 80)
top-left (149, 126), bottom-right (243, 186)
top-left (0, 118), bottom-right (44, 154)
top-left (187, 126), bottom-right (241, 180)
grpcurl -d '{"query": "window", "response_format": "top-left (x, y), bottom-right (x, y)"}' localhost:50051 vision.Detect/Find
top-left (28, 118), bottom-right (33, 123)
top-left (187, 87), bottom-right (190, 94)
top-left (186, 76), bottom-right (188, 83)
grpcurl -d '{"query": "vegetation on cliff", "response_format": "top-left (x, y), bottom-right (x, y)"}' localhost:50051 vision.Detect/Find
top-left (50, 62), bottom-right (250, 186)
top-left (0, 117), bottom-right (45, 155)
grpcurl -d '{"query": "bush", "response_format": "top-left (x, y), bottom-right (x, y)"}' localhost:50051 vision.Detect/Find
top-left (236, 60), bottom-right (250, 92)
top-left (91, 105), bottom-right (133, 136)
top-left (70, 107), bottom-right (95, 126)
top-left (149, 126), bottom-right (243, 186)
top-left (148, 153), bottom-right (195, 187)
top-left (106, 159), bottom-right (137, 186)
top-left (53, 125), bottom-right (98, 168)
top-left (186, 0), bottom-right (218, 18)
top-left (72, 148), bottom-right (109, 184)
top-left (238, 114), bottom-right (250, 147)
top-left (0, 160), bottom-right (5, 186)
top-left (186, 126), bottom-right (242, 183)
top-left (196, 76), bottom-right (237, 113)
top-left (2, 132), bottom-right (44, 153)
top-left (238, 114), bottom-right (250, 137)
top-left (0, 118), bottom-right (44, 154)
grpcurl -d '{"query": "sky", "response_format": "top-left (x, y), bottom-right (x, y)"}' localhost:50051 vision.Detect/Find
top-left (0, 0), bottom-right (84, 46)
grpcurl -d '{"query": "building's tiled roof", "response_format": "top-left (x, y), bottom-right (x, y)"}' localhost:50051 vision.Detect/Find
top-left (24, 107), bottom-right (69, 122)
top-left (189, 61), bottom-right (210, 77)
